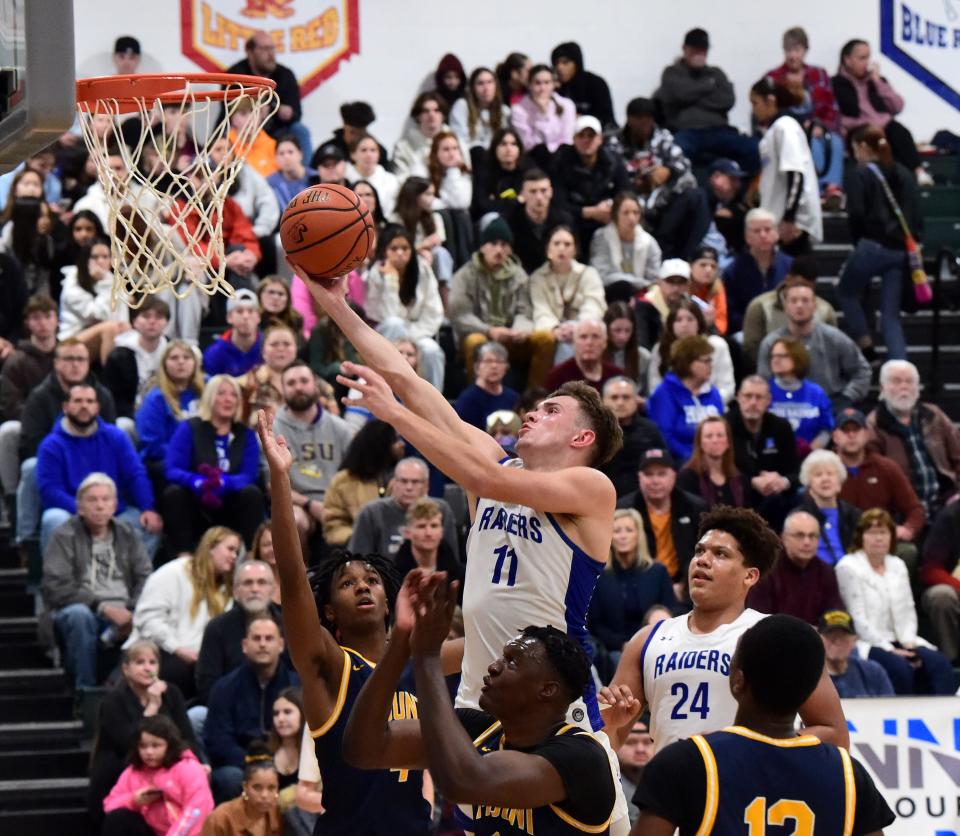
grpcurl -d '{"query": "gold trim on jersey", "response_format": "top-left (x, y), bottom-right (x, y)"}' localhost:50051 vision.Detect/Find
top-left (548, 802), bottom-right (613, 833)
top-left (472, 719), bottom-right (503, 750)
top-left (723, 726), bottom-right (822, 748)
top-left (691, 735), bottom-right (719, 836)
top-left (310, 649), bottom-right (351, 738)
top-left (839, 745), bottom-right (856, 836)
top-left (341, 645), bottom-right (377, 668)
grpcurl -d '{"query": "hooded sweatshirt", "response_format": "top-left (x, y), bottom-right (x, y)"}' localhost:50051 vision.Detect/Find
top-left (0, 338), bottom-right (55, 421)
top-left (551, 41), bottom-right (616, 128)
top-left (647, 372), bottom-right (724, 462)
top-left (273, 404), bottom-right (356, 500)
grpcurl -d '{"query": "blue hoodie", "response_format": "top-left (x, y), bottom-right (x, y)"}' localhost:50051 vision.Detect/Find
top-left (647, 372), bottom-right (724, 463)
top-left (768, 379), bottom-right (834, 444)
top-left (136, 387), bottom-right (200, 463)
top-left (202, 333), bottom-right (263, 377)
top-left (36, 418), bottom-right (155, 514)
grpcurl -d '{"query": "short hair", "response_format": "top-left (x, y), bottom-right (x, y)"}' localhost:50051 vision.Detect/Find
top-left (573, 319), bottom-right (606, 338)
top-left (522, 167), bottom-right (550, 184)
top-left (851, 507), bottom-right (897, 553)
top-left (782, 26), bottom-right (809, 50)
top-left (130, 295), bottom-right (171, 323)
top-left (744, 207), bottom-right (777, 229)
top-left (546, 380), bottom-right (623, 466)
top-left (276, 133), bottom-right (302, 152)
top-left (474, 341), bottom-right (508, 365)
top-left (782, 510), bottom-right (819, 536)
top-left (840, 39), bottom-right (869, 61)
top-left (245, 612), bottom-right (281, 638)
top-left (406, 496), bottom-right (443, 524)
top-left (122, 639), bottom-right (159, 664)
top-left (602, 375), bottom-right (638, 397)
top-left (799, 449), bottom-right (846, 488)
top-left (737, 374), bottom-right (770, 395)
top-left (55, 338), bottom-right (88, 359)
top-left (307, 549), bottom-right (400, 630)
top-left (280, 358), bottom-right (316, 382)
top-left (76, 472), bottom-right (117, 503)
top-left (199, 374), bottom-right (243, 422)
top-left (395, 457), bottom-right (429, 479)
top-left (233, 558), bottom-right (274, 588)
top-left (129, 715), bottom-right (187, 770)
top-left (63, 382), bottom-right (97, 403)
top-left (879, 359), bottom-right (919, 388)
top-left (697, 505), bottom-right (782, 578)
top-left (519, 625), bottom-right (590, 704)
top-left (737, 615), bottom-right (825, 714)
top-left (770, 337), bottom-right (810, 379)
top-left (779, 275), bottom-right (816, 301)
top-left (410, 91), bottom-right (448, 120)
top-left (24, 294), bottom-right (57, 317)
top-left (669, 334), bottom-right (713, 378)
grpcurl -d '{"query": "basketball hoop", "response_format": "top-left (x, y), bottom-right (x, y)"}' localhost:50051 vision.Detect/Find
top-left (76, 73), bottom-right (280, 309)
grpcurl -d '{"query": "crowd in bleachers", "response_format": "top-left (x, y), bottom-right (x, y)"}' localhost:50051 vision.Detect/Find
top-left (1, 24), bottom-right (959, 835)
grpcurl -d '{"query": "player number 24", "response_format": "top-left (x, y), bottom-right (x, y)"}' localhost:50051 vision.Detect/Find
top-left (669, 681), bottom-right (709, 720)
top-left (744, 797), bottom-right (814, 835)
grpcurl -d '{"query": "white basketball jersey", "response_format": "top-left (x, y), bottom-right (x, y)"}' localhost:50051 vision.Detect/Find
top-left (456, 458), bottom-right (605, 730)
top-left (642, 608), bottom-right (768, 752)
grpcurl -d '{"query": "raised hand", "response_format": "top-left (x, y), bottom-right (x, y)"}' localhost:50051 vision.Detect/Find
top-left (410, 572), bottom-right (459, 657)
top-left (598, 683), bottom-right (641, 732)
top-left (287, 257), bottom-right (349, 311)
top-left (394, 569), bottom-right (427, 636)
top-left (257, 408), bottom-right (293, 473)
top-left (335, 361), bottom-right (400, 422)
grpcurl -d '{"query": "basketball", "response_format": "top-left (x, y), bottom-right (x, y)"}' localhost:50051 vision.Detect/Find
top-left (279, 183), bottom-right (375, 281)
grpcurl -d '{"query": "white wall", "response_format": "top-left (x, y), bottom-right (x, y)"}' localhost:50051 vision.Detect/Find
top-left (73, 0), bottom-right (958, 151)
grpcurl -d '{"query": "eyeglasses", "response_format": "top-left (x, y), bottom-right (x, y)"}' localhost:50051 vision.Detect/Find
top-left (786, 531), bottom-right (819, 540)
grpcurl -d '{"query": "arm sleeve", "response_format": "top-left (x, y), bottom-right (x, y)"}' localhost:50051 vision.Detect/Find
top-left (135, 391), bottom-right (168, 463)
top-left (131, 569), bottom-right (179, 653)
top-left (782, 171), bottom-right (805, 223)
top-left (835, 562), bottom-right (894, 651)
top-left (203, 683), bottom-right (246, 768)
top-left (36, 444), bottom-right (78, 514)
top-left (533, 733), bottom-right (616, 829)
top-left (449, 270), bottom-right (490, 339)
top-left (169, 759), bottom-right (214, 834)
top-left (530, 274), bottom-right (560, 333)
top-left (633, 739), bottom-right (705, 832)
top-left (574, 267), bottom-right (608, 322)
top-left (222, 430), bottom-right (259, 491)
top-left (851, 756), bottom-right (896, 833)
top-left (117, 431), bottom-right (155, 511)
top-left (193, 622), bottom-right (226, 706)
top-left (347, 504), bottom-right (377, 554)
top-left (164, 422), bottom-right (200, 488)
top-left (406, 265), bottom-right (444, 341)
top-left (42, 532), bottom-right (96, 610)
top-left (840, 339), bottom-right (872, 404)
top-left (102, 766), bottom-right (139, 813)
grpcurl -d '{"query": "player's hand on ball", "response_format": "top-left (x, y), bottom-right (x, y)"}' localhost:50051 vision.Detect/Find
top-left (599, 684), bottom-right (641, 731)
top-left (257, 408), bottom-right (294, 473)
top-left (336, 362), bottom-right (398, 421)
top-left (286, 257), bottom-right (348, 304)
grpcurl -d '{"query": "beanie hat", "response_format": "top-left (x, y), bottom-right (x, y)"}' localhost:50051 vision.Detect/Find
top-left (480, 216), bottom-right (514, 246)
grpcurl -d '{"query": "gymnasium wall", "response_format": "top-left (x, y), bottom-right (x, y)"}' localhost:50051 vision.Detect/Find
top-left (72, 0), bottom-right (959, 149)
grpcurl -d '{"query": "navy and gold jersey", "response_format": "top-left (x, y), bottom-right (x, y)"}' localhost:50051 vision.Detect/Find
top-left (457, 709), bottom-right (615, 835)
top-left (635, 726), bottom-right (895, 835)
top-left (311, 647), bottom-right (431, 835)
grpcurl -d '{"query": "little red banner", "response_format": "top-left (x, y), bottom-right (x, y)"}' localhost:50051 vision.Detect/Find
top-left (180, 0), bottom-right (360, 97)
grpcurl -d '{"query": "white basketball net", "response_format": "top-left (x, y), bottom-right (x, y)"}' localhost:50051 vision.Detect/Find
top-left (77, 79), bottom-right (279, 309)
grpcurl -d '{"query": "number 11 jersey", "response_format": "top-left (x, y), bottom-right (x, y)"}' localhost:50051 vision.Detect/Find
top-left (458, 458), bottom-right (605, 731)
top-left (641, 608), bottom-right (767, 752)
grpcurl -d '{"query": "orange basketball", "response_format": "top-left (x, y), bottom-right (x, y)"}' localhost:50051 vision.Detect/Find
top-left (279, 183), bottom-right (375, 280)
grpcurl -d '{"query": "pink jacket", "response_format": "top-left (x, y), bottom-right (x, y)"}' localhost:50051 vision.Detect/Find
top-left (103, 749), bottom-right (213, 836)
top-left (511, 93), bottom-right (577, 153)
top-left (291, 273), bottom-right (365, 339)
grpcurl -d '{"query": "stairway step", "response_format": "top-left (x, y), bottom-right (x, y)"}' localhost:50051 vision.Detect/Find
top-left (0, 776), bottom-right (88, 810)
top-left (0, 567), bottom-right (27, 592)
top-left (920, 186), bottom-right (960, 218)
top-left (0, 807), bottom-right (91, 836)
top-left (921, 155), bottom-right (960, 185)
top-left (0, 692), bottom-right (74, 723)
top-left (812, 243), bottom-right (853, 274)
top-left (0, 668), bottom-right (66, 694)
top-left (0, 641), bottom-right (52, 669)
top-left (0, 616), bottom-right (39, 640)
top-left (0, 719), bottom-right (83, 750)
top-left (0, 591), bottom-right (36, 617)
top-left (923, 218), bottom-right (960, 254)
top-left (0, 747), bottom-right (89, 779)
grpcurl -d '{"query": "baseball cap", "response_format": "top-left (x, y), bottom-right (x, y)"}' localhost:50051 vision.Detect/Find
top-left (316, 142), bottom-right (345, 163)
top-left (638, 448), bottom-right (676, 471)
top-left (114, 36), bottom-right (141, 55)
top-left (836, 408), bottom-right (867, 429)
top-left (708, 158), bottom-right (745, 179)
top-left (684, 28), bottom-right (710, 51)
top-left (691, 245), bottom-right (718, 264)
top-left (658, 258), bottom-right (691, 282)
top-left (819, 610), bottom-right (856, 635)
top-left (226, 288), bottom-right (259, 313)
top-left (574, 115), bottom-right (602, 136)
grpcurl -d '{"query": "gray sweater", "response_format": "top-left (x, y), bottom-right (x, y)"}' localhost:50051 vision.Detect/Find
top-left (657, 60), bottom-right (735, 131)
top-left (273, 406), bottom-right (356, 500)
top-left (348, 496), bottom-right (459, 558)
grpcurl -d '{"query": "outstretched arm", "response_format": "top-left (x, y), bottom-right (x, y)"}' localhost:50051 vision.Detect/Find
top-left (257, 408), bottom-right (351, 732)
top-left (798, 667), bottom-right (850, 749)
top-left (600, 625), bottom-right (651, 748)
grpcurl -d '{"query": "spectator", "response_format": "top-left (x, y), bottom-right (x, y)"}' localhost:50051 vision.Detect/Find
top-left (749, 76), bottom-right (823, 254)
top-left (657, 28), bottom-right (759, 173)
top-left (647, 300), bottom-right (735, 405)
top-left (551, 41), bottom-right (615, 127)
top-left (317, 101), bottom-right (390, 171)
top-left (428, 130), bottom-right (472, 211)
top-left (756, 276), bottom-right (871, 407)
top-left (0, 143), bottom-right (62, 209)
top-left (530, 225), bottom-right (606, 364)
top-left (677, 416), bottom-right (751, 507)
top-left (450, 66), bottom-right (512, 152)
top-left (767, 27), bottom-right (845, 206)
top-left (225, 101), bottom-right (277, 179)
top-left (833, 408), bottom-right (925, 546)
top-left (617, 447), bottom-right (707, 594)
top-left (868, 360), bottom-right (960, 516)
top-left (203, 288), bottom-right (263, 377)
top-left (0, 168), bottom-right (58, 298)
top-left (589, 191), bottom-right (662, 301)
top-left (365, 226), bottom-right (445, 391)
top-left (102, 296), bottom-right (170, 419)
top-left (393, 497), bottom-right (464, 591)
top-left (704, 157), bottom-right (751, 259)
top-left (797, 450), bottom-right (862, 566)
top-left (430, 53), bottom-right (466, 108)
top-left (58, 237), bottom-right (130, 365)
top-left (312, 142), bottom-right (347, 186)
top-left (633, 258), bottom-right (698, 350)
top-left (273, 361), bottom-right (356, 544)
top-left (838, 125), bottom-right (919, 362)
top-left (722, 209), bottom-right (793, 334)
top-left (392, 176), bottom-right (454, 284)
top-left (394, 91), bottom-right (457, 180)
top-left (101, 715), bottom-right (212, 836)
top-left (831, 39), bottom-right (929, 183)
top-left (88, 639), bottom-right (198, 828)
top-left (727, 376), bottom-right (799, 530)
top-left (37, 384), bottom-right (160, 554)
top-left (227, 31), bottom-right (309, 155)
top-left (503, 168), bottom-right (576, 275)
top-left (588, 508), bottom-right (676, 670)
top-left (344, 133), bottom-right (398, 217)
top-left (42, 472), bottom-right (152, 689)
top-left (510, 64), bottom-right (577, 156)
top-left (617, 717), bottom-right (655, 825)
top-left (470, 128), bottom-right (531, 219)
top-left (450, 216), bottom-right (553, 387)
top-left (135, 340), bottom-right (202, 490)
top-left (600, 376), bottom-right (667, 498)
top-left (321, 420), bottom-right (403, 547)
top-left (545, 319), bottom-right (624, 393)
top-left (766, 336), bottom-right (834, 449)
top-left (250, 525), bottom-right (282, 605)
top-left (205, 615), bottom-right (299, 803)
top-left (194, 559), bottom-right (280, 715)
top-left (52, 210), bottom-right (105, 289)
top-left (496, 52), bottom-right (532, 107)
top-left (820, 610), bottom-right (896, 698)
top-left (647, 335), bottom-right (724, 462)
top-left (256, 276), bottom-right (303, 337)
top-left (268, 688), bottom-right (306, 802)
top-left (688, 245), bottom-right (727, 335)
top-left (837, 509), bottom-right (955, 695)
top-left (920, 499), bottom-right (960, 663)
top-left (163, 375), bottom-right (265, 554)
top-left (266, 135), bottom-right (317, 213)
top-left (0, 247), bottom-right (26, 355)
top-left (552, 115), bottom-right (631, 244)
top-left (603, 302), bottom-right (652, 390)
top-left (748, 510), bottom-right (843, 625)
top-left (347, 456), bottom-right (458, 557)
top-left (453, 342), bottom-right (519, 430)
top-left (128, 526), bottom-right (239, 699)
top-left (742, 259), bottom-right (838, 366)
top-left (238, 323), bottom-right (298, 424)
top-left (200, 745), bottom-right (282, 836)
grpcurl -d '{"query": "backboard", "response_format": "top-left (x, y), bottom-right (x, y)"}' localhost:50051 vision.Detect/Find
top-left (0, 0), bottom-right (75, 173)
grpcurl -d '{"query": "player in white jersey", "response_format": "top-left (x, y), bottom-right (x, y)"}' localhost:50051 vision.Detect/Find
top-left (601, 506), bottom-right (849, 754)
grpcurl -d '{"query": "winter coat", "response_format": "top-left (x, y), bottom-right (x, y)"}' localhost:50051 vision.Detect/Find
top-left (449, 252), bottom-right (533, 343)
top-left (229, 165), bottom-right (280, 238)
top-left (589, 223), bottom-right (661, 289)
top-left (831, 66), bottom-right (903, 133)
top-left (845, 161), bottom-right (921, 250)
top-left (0, 339), bottom-right (54, 421)
top-left (510, 94), bottom-right (577, 153)
top-left (365, 257), bottom-right (444, 341)
top-left (657, 60), bottom-right (735, 131)
top-left (449, 97), bottom-right (512, 149)
top-left (742, 289), bottom-right (838, 365)
top-left (529, 260), bottom-right (606, 332)
top-left (726, 400), bottom-right (799, 486)
top-left (57, 265), bottom-right (128, 341)
top-left (136, 387), bottom-right (201, 464)
top-left (321, 470), bottom-right (384, 546)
